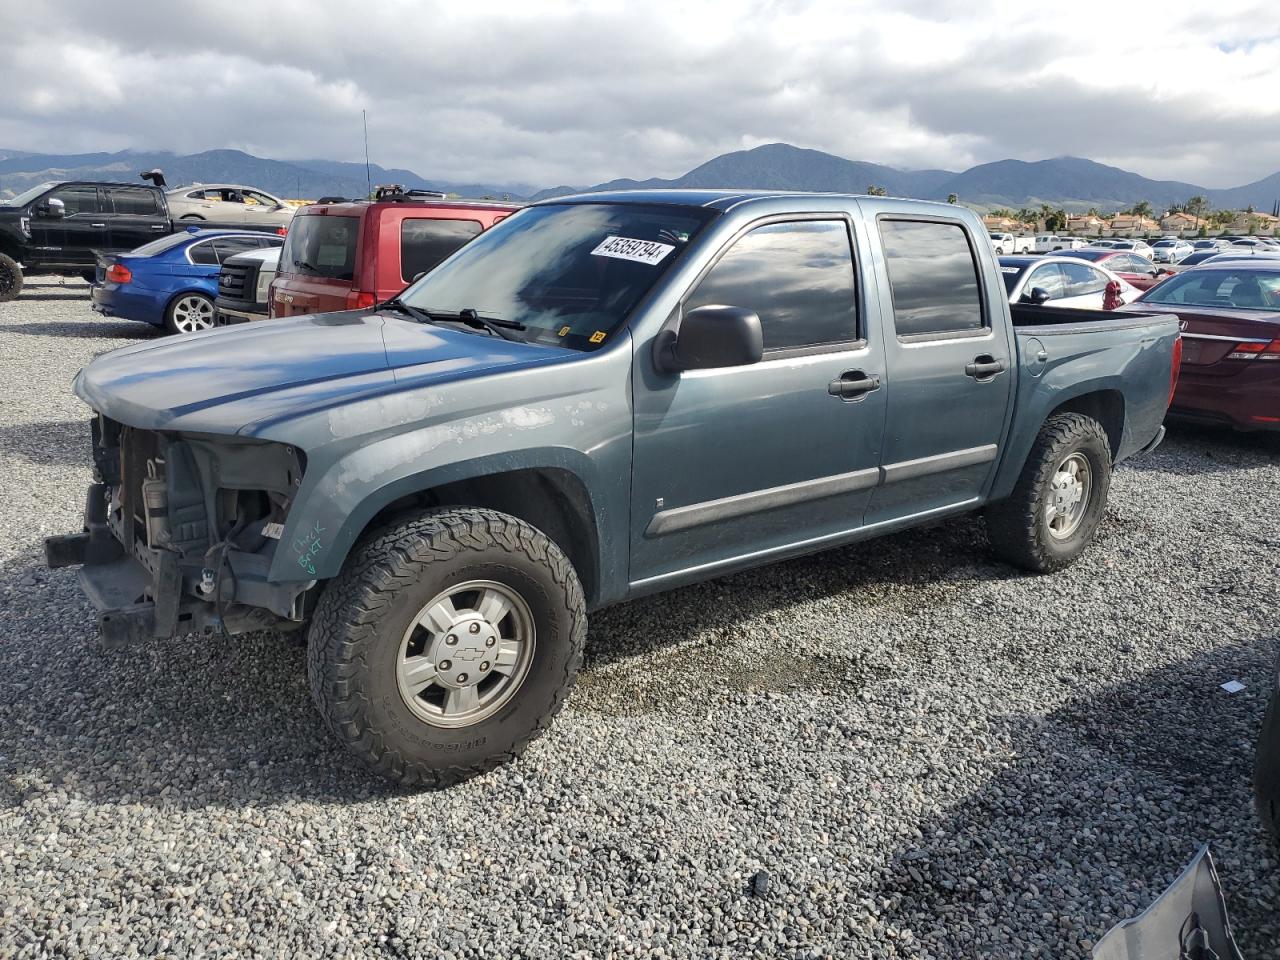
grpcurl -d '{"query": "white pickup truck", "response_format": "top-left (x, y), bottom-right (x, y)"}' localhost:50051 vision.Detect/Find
top-left (1033, 234), bottom-right (1088, 254)
top-left (989, 232), bottom-right (1033, 255)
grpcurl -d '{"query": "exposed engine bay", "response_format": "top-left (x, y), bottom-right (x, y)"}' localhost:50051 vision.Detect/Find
top-left (45, 415), bottom-right (313, 645)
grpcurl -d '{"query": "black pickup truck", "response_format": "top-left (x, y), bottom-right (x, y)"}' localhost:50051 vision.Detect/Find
top-left (0, 180), bottom-right (284, 302)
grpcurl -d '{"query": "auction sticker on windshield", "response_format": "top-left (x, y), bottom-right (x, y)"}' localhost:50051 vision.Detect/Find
top-left (591, 236), bottom-right (675, 265)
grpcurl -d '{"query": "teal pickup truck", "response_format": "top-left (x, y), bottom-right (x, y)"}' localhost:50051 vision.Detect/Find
top-left (47, 190), bottom-right (1182, 786)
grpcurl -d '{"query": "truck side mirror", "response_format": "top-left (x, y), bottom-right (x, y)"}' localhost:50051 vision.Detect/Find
top-left (658, 305), bottom-right (763, 372)
top-left (36, 198), bottom-right (65, 219)
top-left (1023, 287), bottom-right (1052, 305)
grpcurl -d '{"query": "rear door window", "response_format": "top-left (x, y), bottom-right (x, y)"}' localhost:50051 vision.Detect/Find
top-left (401, 218), bottom-right (483, 282)
top-left (106, 187), bottom-right (163, 217)
top-left (188, 241), bottom-right (219, 265)
top-left (210, 236), bottom-right (267, 262)
top-left (280, 215), bottom-right (359, 281)
top-left (1058, 261), bottom-right (1108, 296)
top-left (879, 219), bottom-right (985, 337)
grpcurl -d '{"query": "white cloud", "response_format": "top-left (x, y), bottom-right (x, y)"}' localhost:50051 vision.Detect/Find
top-left (0, 0), bottom-right (1277, 187)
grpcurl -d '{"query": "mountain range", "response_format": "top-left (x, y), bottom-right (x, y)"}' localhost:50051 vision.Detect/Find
top-left (2, 144), bottom-right (1278, 214)
top-left (0, 149), bottom-right (534, 204)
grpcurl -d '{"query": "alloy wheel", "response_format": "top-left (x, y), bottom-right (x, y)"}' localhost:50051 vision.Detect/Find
top-left (396, 580), bottom-right (535, 729)
top-left (171, 295), bottom-right (215, 333)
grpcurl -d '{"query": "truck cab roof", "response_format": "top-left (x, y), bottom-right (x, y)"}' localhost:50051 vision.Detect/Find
top-left (541, 187), bottom-right (961, 215)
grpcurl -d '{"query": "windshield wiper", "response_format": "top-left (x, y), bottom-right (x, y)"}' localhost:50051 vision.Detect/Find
top-left (376, 296), bottom-right (433, 325)
top-left (376, 301), bottom-right (527, 341)
top-left (293, 259), bottom-right (320, 273)
top-left (422, 307), bottom-right (527, 342)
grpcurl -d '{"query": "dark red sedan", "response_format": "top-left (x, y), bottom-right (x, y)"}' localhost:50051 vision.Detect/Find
top-left (1123, 261), bottom-right (1280, 431)
top-left (1059, 248), bottom-right (1174, 291)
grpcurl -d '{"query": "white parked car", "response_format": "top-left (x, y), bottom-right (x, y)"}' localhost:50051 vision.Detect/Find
top-left (165, 184), bottom-right (296, 228)
top-left (1033, 234), bottom-right (1087, 253)
top-left (1149, 239), bottom-right (1194, 263)
top-left (989, 232), bottom-right (1032, 255)
top-left (999, 255), bottom-right (1140, 309)
top-left (1107, 239), bottom-right (1155, 258)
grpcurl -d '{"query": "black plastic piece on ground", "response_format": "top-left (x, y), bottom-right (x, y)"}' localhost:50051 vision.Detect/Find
top-left (750, 870), bottom-right (770, 898)
top-left (44, 532), bottom-right (89, 569)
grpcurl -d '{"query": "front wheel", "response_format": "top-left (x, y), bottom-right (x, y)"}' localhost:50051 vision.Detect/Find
top-left (984, 412), bottom-right (1112, 573)
top-left (307, 507), bottom-right (587, 787)
top-left (0, 252), bottom-right (23, 303)
top-left (164, 293), bottom-right (215, 334)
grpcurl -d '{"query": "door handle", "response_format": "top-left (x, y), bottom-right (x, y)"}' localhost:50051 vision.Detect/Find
top-left (965, 355), bottom-right (1007, 381)
top-left (90, 223), bottom-right (106, 229)
top-left (150, 224), bottom-right (166, 231)
top-left (828, 370), bottom-right (881, 400)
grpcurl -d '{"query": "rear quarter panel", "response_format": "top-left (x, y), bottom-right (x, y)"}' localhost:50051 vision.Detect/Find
top-left (990, 313), bottom-right (1180, 500)
top-left (369, 207), bottom-right (508, 299)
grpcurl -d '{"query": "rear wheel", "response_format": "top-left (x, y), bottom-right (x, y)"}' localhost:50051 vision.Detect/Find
top-left (984, 412), bottom-right (1112, 572)
top-left (0, 253), bottom-right (23, 302)
top-left (307, 507), bottom-right (587, 787)
top-left (164, 293), bottom-right (215, 334)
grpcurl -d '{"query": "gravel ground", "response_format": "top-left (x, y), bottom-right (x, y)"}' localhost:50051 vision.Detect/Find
top-left (1, 278), bottom-right (1279, 959)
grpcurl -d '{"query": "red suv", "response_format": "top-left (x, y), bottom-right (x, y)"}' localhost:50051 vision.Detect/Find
top-left (270, 192), bottom-right (519, 318)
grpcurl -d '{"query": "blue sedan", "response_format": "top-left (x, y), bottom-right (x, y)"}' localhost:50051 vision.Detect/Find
top-left (91, 228), bottom-right (283, 334)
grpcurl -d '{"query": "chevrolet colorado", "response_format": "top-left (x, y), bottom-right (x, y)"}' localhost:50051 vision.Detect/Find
top-left (46, 190), bottom-right (1182, 786)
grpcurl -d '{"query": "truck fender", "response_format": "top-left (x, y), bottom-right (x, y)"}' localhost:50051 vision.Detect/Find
top-left (268, 444), bottom-right (616, 591)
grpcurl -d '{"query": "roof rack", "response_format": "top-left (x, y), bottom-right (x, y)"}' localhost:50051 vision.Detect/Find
top-left (372, 184), bottom-right (447, 202)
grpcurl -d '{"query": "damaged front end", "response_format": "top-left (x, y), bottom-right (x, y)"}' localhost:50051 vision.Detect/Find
top-left (45, 415), bottom-right (314, 646)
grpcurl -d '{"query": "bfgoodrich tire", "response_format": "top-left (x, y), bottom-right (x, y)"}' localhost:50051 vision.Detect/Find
top-left (307, 507), bottom-right (587, 788)
top-left (984, 412), bottom-right (1112, 573)
top-left (0, 253), bottom-right (23, 302)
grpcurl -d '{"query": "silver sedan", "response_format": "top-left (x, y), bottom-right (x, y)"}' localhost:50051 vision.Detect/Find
top-left (165, 184), bottom-right (296, 228)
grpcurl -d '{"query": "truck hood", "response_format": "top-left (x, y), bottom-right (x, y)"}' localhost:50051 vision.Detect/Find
top-left (74, 310), bottom-right (574, 436)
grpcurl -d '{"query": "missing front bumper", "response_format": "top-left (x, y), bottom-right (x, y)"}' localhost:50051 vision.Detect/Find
top-left (45, 480), bottom-right (303, 647)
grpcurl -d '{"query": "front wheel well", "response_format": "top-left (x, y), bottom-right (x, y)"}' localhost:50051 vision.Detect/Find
top-left (1046, 390), bottom-right (1125, 460)
top-left (361, 468), bottom-right (601, 606)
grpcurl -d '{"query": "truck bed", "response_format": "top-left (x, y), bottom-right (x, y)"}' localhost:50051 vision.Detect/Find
top-left (1010, 303), bottom-right (1152, 327)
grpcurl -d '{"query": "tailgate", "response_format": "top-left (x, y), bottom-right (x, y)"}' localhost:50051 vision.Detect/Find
top-left (270, 275), bottom-right (350, 318)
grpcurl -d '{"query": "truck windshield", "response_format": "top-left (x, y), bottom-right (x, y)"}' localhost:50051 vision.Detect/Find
top-left (1, 182), bottom-right (57, 207)
top-left (399, 202), bottom-right (715, 350)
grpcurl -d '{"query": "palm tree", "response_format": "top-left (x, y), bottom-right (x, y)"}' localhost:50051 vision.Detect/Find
top-left (946, 193), bottom-right (959, 205)
top-left (1131, 200), bottom-right (1153, 221)
top-left (866, 185), bottom-right (887, 196)
top-left (1185, 195), bottom-right (1208, 231)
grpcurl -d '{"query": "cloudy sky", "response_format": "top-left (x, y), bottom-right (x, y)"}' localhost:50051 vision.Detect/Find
top-left (1, 0), bottom-right (1278, 189)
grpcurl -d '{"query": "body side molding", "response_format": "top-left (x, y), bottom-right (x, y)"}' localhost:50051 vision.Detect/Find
top-left (645, 443), bottom-right (999, 537)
